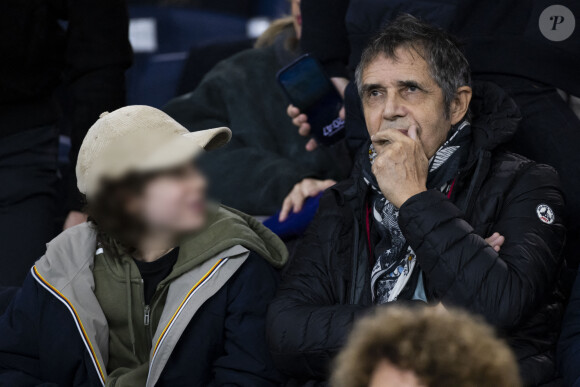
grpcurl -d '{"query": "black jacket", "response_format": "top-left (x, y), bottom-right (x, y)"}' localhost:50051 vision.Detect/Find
top-left (0, 0), bottom-right (132, 210)
top-left (301, 0), bottom-right (580, 96)
top-left (164, 30), bottom-right (349, 215)
top-left (267, 82), bottom-right (567, 386)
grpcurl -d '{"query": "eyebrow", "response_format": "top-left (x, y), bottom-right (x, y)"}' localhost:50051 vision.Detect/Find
top-left (361, 80), bottom-right (427, 95)
top-left (396, 80), bottom-right (425, 90)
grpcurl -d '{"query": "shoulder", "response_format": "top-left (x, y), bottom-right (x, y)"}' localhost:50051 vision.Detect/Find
top-left (226, 252), bottom-right (279, 301)
top-left (204, 46), bottom-right (275, 80)
top-left (34, 223), bottom-right (97, 288)
top-left (490, 150), bottom-right (561, 190)
top-left (233, 252), bottom-right (278, 283)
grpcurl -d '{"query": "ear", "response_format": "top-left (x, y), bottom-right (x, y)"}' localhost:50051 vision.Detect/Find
top-left (449, 86), bottom-right (472, 125)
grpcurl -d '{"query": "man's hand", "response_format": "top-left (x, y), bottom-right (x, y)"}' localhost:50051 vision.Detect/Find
top-left (287, 77), bottom-right (349, 152)
top-left (63, 211), bottom-right (88, 230)
top-left (279, 178), bottom-right (336, 222)
top-left (287, 104), bottom-right (318, 150)
top-left (435, 232), bottom-right (504, 311)
top-left (485, 232), bottom-right (505, 252)
top-left (371, 125), bottom-right (428, 208)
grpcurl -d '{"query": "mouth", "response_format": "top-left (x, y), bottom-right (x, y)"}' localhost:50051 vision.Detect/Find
top-left (296, 15), bottom-right (302, 25)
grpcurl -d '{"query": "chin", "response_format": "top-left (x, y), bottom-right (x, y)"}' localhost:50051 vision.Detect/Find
top-left (185, 214), bottom-right (207, 232)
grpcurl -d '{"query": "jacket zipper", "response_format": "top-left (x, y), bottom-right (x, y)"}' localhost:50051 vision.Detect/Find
top-left (144, 305), bottom-right (151, 326)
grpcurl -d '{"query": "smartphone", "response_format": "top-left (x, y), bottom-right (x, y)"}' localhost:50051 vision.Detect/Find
top-left (277, 54), bottom-right (345, 146)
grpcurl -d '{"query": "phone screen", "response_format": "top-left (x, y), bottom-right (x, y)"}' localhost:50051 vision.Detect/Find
top-left (277, 54), bottom-right (345, 146)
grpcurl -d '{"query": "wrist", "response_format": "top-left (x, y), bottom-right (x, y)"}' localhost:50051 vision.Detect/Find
top-left (391, 187), bottom-right (427, 208)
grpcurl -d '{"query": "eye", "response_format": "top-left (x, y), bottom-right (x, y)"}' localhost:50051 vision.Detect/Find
top-left (369, 89), bottom-right (382, 98)
top-left (407, 86), bottom-right (418, 92)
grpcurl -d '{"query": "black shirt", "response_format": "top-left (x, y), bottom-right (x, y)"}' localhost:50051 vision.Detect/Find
top-left (133, 247), bottom-right (179, 305)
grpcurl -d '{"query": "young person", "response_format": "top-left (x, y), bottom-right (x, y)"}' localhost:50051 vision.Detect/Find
top-left (332, 306), bottom-right (521, 387)
top-left (0, 105), bottom-right (287, 386)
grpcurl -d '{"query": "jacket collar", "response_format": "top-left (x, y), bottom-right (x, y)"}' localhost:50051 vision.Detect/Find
top-left (32, 223), bottom-right (108, 386)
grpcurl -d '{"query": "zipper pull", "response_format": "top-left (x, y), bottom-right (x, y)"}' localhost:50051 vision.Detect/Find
top-left (144, 305), bottom-right (151, 326)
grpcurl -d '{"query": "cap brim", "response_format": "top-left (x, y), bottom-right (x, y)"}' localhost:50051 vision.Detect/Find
top-left (137, 127), bottom-right (232, 172)
top-left (183, 127), bottom-right (232, 150)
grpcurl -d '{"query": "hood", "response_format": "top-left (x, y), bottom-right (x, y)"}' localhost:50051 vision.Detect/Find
top-left (96, 203), bottom-right (288, 285)
top-left (469, 80), bottom-right (521, 152)
top-left (39, 204), bottom-right (287, 286)
top-left (171, 204), bottom-right (288, 279)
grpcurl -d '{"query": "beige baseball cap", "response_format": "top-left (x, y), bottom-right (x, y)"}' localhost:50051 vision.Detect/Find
top-left (76, 105), bottom-right (231, 198)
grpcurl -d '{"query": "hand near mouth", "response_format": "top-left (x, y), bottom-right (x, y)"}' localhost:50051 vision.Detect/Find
top-left (370, 125), bottom-right (429, 208)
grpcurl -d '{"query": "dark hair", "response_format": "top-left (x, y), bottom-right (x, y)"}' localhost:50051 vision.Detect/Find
top-left (86, 172), bottom-right (158, 258)
top-left (355, 14), bottom-right (471, 117)
top-left (332, 306), bottom-right (521, 387)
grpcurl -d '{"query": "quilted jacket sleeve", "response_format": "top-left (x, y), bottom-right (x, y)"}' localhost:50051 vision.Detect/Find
top-left (398, 163), bottom-right (566, 329)
top-left (266, 192), bottom-right (368, 380)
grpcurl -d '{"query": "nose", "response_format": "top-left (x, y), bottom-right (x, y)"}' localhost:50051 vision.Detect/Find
top-left (381, 92), bottom-right (406, 121)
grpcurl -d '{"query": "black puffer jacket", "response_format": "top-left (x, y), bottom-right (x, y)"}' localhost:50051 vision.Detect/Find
top-left (267, 82), bottom-right (567, 386)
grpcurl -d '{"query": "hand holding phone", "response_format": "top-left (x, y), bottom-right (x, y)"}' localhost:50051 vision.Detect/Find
top-left (278, 54), bottom-right (345, 146)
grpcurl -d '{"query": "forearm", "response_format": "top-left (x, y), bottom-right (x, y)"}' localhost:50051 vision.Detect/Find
top-left (399, 188), bottom-right (564, 328)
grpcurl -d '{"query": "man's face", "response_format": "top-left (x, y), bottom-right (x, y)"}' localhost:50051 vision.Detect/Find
top-left (361, 48), bottom-right (452, 159)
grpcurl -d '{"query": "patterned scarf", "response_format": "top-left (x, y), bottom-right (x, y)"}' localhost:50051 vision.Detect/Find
top-left (364, 120), bottom-right (471, 304)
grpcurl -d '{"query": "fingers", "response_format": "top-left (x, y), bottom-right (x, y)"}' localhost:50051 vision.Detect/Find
top-left (279, 179), bottom-right (336, 222)
top-left (485, 232), bottom-right (506, 252)
top-left (371, 128), bottom-right (409, 144)
top-left (305, 138), bottom-right (318, 151)
top-left (279, 195), bottom-right (293, 222)
top-left (370, 128), bottom-right (409, 151)
top-left (407, 125), bottom-right (420, 143)
top-left (279, 184), bottom-right (306, 222)
top-left (320, 179), bottom-right (337, 190)
top-left (287, 104), bottom-right (300, 118)
top-left (297, 119), bottom-right (311, 136)
top-left (288, 104), bottom-right (312, 136)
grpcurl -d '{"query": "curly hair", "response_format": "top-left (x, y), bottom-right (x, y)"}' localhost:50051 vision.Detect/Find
top-left (85, 172), bottom-right (159, 258)
top-left (331, 306), bottom-right (521, 387)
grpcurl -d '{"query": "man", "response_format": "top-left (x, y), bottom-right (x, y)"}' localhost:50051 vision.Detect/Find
top-left (267, 15), bottom-right (566, 386)
top-left (0, 0), bottom-right (132, 286)
top-left (332, 306), bottom-right (521, 387)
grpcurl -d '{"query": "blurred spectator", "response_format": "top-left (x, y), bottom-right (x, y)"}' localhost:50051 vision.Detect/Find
top-left (0, 106), bottom-right (286, 385)
top-left (164, 2), bottom-right (350, 216)
top-left (0, 0), bottom-right (132, 286)
top-left (297, 0), bottom-right (580, 276)
top-left (267, 16), bottom-right (566, 386)
top-left (332, 306), bottom-right (522, 387)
